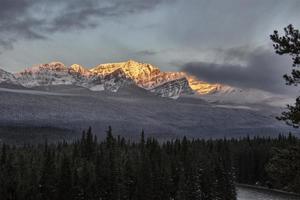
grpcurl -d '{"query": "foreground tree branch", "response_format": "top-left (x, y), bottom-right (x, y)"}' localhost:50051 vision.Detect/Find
top-left (271, 24), bottom-right (300, 127)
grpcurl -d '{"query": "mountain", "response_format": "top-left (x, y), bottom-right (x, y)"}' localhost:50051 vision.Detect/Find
top-left (0, 68), bottom-right (18, 84)
top-left (90, 60), bottom-right (220, 92)
top-left (0, 83), bottom-right (295, 143)
top-left (0, 60), bottom-right (291, 106)
top-left (15, 62), bottom-right (76, 87)
top-left (90, 60), bottom-right (162, 89)
top-left (100, 68), bottom-right (133, 92)
top-left (198, 85), bottom-right (294, 106)
top-left (184, 73), bottom-right (221, 95)
top-left (14, 62), bottom-right (130, 92)
top-left (0, 60), bottom-right (295, 142)
top-left (0, 68), bottom-right (24, 89)
top-left (70, 64), bottom-right (91, 76)
top-left (150, 77), bottom-right (193, 99)
top-left (12, 60), bottom-right (219, 98)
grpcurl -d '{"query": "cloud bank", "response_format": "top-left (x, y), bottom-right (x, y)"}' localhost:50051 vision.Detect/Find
top-left (0, 0), bottom-right (171, 50)
top-left (182, 46), bottom-right (296, 95)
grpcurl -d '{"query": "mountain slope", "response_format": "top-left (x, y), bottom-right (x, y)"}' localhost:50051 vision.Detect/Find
top-left (15, 62), bottom-right (77, 87)
top-left (150, 77), bottom-right (193, 99)
top-left (0, 85), bottom-right (295, 142)
top-left (14, 62), bottom-right (132, 93)
top-left (70, 64), bottom-right (91, 76)
top-left (198, 85), bottom-right (294, 106)
top-left (90, 60), bottom-right (226, 98)
top-left (0, 61), bottom-right (295, 142)
top-left (0, 68), bottom-right (18, 84)
top-left (0, 60), bottom-right (289, 106)
top-left (13, 60), bottom-right (203, 97)
top-left (90, 60), bottom-right (162, 89)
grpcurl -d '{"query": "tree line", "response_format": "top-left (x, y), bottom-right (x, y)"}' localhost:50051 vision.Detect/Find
top-left (0, 127), bottom-right (236, 200)
top-left (230, 133), bottom-right (300, 193)
top-left (0, 127), bottom-right (299, 200)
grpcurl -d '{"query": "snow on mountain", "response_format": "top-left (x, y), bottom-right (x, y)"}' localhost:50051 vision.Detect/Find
top-left (90, 60), bottom-right (223, 97)
top-left (199, 85), bottom-right (265, 104)
top-left (0, 68), bottom-right (19, 84)
top-left (91, 60), bottom-right (190, 89)
top-left (13, 60), bottom-right (200, 96)
top-left (183, 73), bottom-right (221, 95)
top-left (0, 60), bottom-right (290, 106)
top-left (150, 77), bottom-right (193, 99)
top-left (0, 84), bottom-right (295, 140)
top-left (15, 62), bottom-right (77, 87)
top-left (101, 68), bottom-right (133, 92)
top-left (70, 64), bottom-right (91, 76)
top-left (91, 60), bottom-right (162, 88)
top-left (14, 61), bottom-right (136, 93)
top-left (198, 85), bottom-right (293, 106)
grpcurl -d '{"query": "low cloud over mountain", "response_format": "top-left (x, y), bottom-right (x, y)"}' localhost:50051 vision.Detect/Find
top-left (182, 46), bottom-right (297, 95)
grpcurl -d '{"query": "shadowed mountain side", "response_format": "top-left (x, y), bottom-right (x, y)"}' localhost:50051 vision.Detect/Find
top-left (0, 85), bottom-right (296, 143)
top-left (0, 82), bottom-right (27, 89)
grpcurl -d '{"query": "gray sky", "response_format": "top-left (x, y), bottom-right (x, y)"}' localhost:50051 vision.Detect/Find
top-left (0, 0), bottom-right (300, 94)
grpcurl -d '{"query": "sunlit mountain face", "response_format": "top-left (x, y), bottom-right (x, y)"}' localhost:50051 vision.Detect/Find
top-left (0, 59), bottom-right (293, 104)
top-left (8, 60), bottom-right (223, 98)
top-left (180, 73), bottom-right (222, 95)
top-left (90, 60), bottom-right (224, 94)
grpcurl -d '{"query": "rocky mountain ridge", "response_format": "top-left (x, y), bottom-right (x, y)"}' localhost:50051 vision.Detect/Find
top-left (1, 60), bottom-right (219, 98)
top-left (0, 68), bottom-right (19, 84)
top-left (0, 60), bottom-right (291, 105)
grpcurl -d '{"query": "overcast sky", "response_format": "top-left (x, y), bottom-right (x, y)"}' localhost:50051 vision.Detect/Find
top-left (0, 0), bottom-right (300, 94)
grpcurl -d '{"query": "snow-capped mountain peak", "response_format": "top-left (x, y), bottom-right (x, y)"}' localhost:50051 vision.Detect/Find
top-left (70, 64), bottom-right (91, 76)
top-left (0, 60), bottom-right (291, 106)
top-left (90, 60), bottom-right (160, 83)
top-left (15, 62), bottom-right (74, 87)
top-left (21, 62), bottom-right (67, 74)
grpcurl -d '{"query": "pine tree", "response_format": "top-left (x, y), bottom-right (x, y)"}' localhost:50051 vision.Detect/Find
top-left (57, 154), bottom-right (72, 200)
top-left (39, 149), bottom-right (56, 200)
top-left (271, 24), bottom-right (300, 127)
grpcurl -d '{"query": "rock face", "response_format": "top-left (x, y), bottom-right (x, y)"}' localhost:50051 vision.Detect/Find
top-left (70, 64), bottom-right (91, 76)
top-left (101, 68), bottom-right (133, 92)
top-left (10, 60), bottom-right (220, 98)
top-left (91, 60), bottom-right (166, 89)
top-left (13, 62), bottom-right (125, 92)
top-left (150, 77), bottom-right (193, 99)
top-left (0, 68), bottom-right (18, 84)
top-left (15, 62), bottom-right (76, 87)
top-left (0, 60), bottom-right (293, 105)
top-left (2, 59), bottom-right (287, 104)
top-left (89, 60), bottom-right (222, 96)
top-left (183, 73), bottom-right (221, 95)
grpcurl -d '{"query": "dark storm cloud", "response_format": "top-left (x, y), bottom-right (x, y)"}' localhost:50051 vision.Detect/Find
top-left (0, 0), bottom-right (45, 41)
top-left (0, 0), bottom-right (171, 50)
top-left (182, 46), bottom-right (295, 94)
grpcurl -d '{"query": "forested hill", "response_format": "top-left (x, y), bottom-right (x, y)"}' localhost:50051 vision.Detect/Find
top-left (0, 127), bottom-right (299, 200)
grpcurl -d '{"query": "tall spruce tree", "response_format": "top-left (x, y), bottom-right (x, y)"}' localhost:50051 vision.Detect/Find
top-left (270, 24), bottom-right (300, 127)
top-left (57, 154), bottom-right (72, 200)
